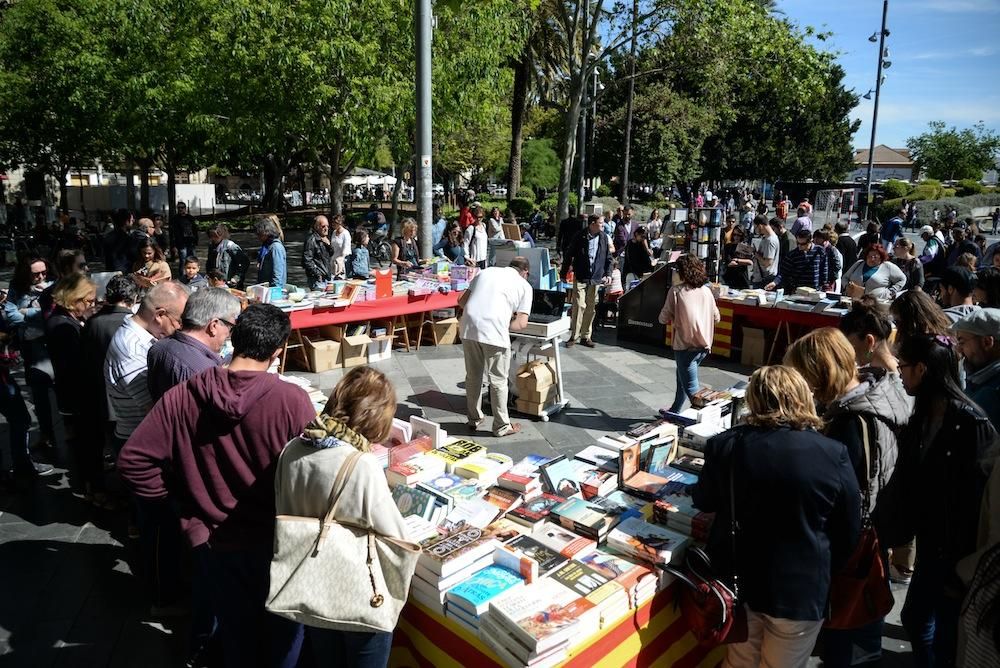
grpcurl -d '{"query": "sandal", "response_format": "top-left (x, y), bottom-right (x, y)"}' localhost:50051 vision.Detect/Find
top-left (494, 423), bottom-right (522, 438)
top-left (466, 419), bottom-right (482, 431)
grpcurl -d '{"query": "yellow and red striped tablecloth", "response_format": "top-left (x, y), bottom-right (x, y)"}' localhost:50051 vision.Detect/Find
top-left (390, 584), bottom-right (725, 668)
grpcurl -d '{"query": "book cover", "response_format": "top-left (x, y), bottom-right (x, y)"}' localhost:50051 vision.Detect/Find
top-left (497, 455), bottom-right (550, 492)
top-left (607, 517), bottom-right (690, 565)
top-left (403, 514), bottom-right (442, 545)
top-left (388, 435), bottom-right (433, 467)
top-left (617, 442), bottom-right (641, 487)
top-left (551, 497), bottom-right (613, 536)
top-left (391, 485), bottom-right (437, 521)
top-left (534, 521), bottom-right (597, 558)
top-left (576, 548), bottom-right (657, 593)
top-left (485, 485), bottom-right (523, 511)
top-left (386, 453), bottom-right (447, 487)
top-left (500, 534), bottom-right (568, 577)
top-left (444, 480), bottom-right (485, 503)
top-left (488, 579), bottom-right (580, 652)
top-left (539, 456), bottom-right (591, 497)
top-left (670, 454), bottom-right (705, 475)
top-left (426, 440), bottom-right (487, 473)
top-left (442, 497), bottom-right (500, 531)
top-left (483, 518), bottom-right (526, 544)
top-left (507, 493), bottom-right (566, 526)
top-left (573, 445), bottom-right (618, 469)
top-left (455, 453), bottom-right (514, 485)
top-left (549, 560), bottom-right (612, 597)
top-left (446, 564), bottom-right (525, 615)
top-left (418, 472), bottom-right (465, 494)
top-left (420, 527), bottom-right (502, 577)
top-left (645, 440), bottom-right (675, 477)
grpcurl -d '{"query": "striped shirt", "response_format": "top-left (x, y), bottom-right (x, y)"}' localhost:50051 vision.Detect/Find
top-left (104, 315), bottom-right (156, 439)
top-left (773, 244), bottom-right (828, 292)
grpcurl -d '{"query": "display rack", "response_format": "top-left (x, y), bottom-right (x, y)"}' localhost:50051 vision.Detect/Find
top-left (689, 207), bottom-right (723, 283)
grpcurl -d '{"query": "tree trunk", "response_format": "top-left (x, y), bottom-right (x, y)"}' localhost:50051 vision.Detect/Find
top-left (330, 178), bottom-right (344, 217)
top-left (126, 157), bottom-right (136, 211)
top-left (262, 155), bottom-right (282, 210)
top-left (58, 165), bottom-right (70, 213)
top-left (621, 0), bottom-right (639, 205)
top-left (507, 56), bottom-right (531, 204)
top-left (556, 81), bottom-right (584, 222)
top-left (138, 158), bottom-right (152, 214)
top-left (166, 163), bottom-right (177, 219)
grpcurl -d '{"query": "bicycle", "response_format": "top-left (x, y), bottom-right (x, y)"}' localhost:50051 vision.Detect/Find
top-left (367, 230), bottom-right (393, 268)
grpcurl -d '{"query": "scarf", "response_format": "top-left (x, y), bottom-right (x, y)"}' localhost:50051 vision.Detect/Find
top-left (301, 413), bottom-right (371, 452)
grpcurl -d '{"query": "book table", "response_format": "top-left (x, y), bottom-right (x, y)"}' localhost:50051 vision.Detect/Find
top-left (288, 291), bottom-right (462, 330)
top-left (389, 583), bottom-right (725, 668)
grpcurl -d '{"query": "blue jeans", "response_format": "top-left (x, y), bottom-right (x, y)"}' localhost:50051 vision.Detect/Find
top-left (201, 544), bottom-right (304, 668)
top-left (0, 375), bottom-right (32, 473)
top-left (671, 349), bottom-right (708, 413)
top-left (309, 628), bottom-right (392, 668)
top-left (900, 559), bottom-right (961, 668)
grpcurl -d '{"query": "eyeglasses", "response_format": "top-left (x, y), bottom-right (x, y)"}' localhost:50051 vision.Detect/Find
top-left (217, 318), bottom-right (236, 329)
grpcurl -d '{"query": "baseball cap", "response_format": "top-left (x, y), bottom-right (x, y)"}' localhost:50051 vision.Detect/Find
top-left (919, 225), bottom-right (934, 235)
top-left (951, 308), bottom-right (1000, 338)
top-left (939, 267), bottom-right (977, 295)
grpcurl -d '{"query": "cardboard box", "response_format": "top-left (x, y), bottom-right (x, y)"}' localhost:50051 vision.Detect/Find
top-left (341, 333), bottom-right (373, 367)
top-left (740, 326), bottom-right (766, 367)
top-left (515, 398), bottom-right (553, 416)
top-left (430, 317), bottom-right (459, 345)
top-left (367, 335), bottom-right (393, 363)
top-left (517, 383), bottom-right (558, 405)
top-left (515, 360), bottom-right (557, 391)
top-left (303, 337), bottom-right (341, 372)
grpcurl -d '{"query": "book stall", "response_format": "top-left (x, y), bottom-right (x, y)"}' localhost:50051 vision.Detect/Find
top-left (376, 389), bottom-right (748, 668)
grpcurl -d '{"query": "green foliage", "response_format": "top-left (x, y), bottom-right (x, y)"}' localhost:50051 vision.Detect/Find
top-left (596, 184), bottom-right (612, 197)
top-left (507, 197), bottom-right (535, 219)
top-left (911, 193), bottom-right (1000, 222)
top-left (541, 192), bottom-right (576, 212)
top-left (907, 121), bottom-right (1000, 182)
top-left (907, 185), bottom-right (940, 202)
top-left (516, 186), bottom-right (536, 200)
top-left (957, 179), bottom-right (985, 196)
top-left (942, 188), bottom-right (957, 198)
top-left (881, 179), bottom-right (911, 199)
top-left (519, 138), bottom-right (561, 193)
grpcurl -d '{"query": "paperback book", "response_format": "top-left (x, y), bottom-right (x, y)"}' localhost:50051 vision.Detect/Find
top-left (607, 516), bottom-right (690, 566)
top-left (446, 564), bottom-right (525, 617)
top-left (507, 493), bottom-right (566, 527)
top-left (497, 534), bottom-right (568, 580)
top-left (420, 527), bottom-right (502, 578)
top-left (533, 521), bottom-right (597, 558)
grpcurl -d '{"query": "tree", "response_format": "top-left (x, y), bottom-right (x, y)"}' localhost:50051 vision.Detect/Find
top-left (520, 138), bottom-right (561, 193)
top-left (907, 121), bottom-right (1000, 182)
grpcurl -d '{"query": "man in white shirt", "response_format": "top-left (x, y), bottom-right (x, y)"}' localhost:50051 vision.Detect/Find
top-left (752, 215), bottom-right (780, 288)
top-left (105, 281), bottom-right (190, 448)
top-left (458, 257), bottom-right (532, 437)
top-left (463, 206), bottom-right (489, 268)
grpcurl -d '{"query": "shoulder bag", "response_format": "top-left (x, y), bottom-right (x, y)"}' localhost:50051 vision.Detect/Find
top-left (824, 415), bottom-right (895, 629)
top-left (266, 449), bottom-right (422, 633)
top-left (661, 433), bottom-right (748, 646)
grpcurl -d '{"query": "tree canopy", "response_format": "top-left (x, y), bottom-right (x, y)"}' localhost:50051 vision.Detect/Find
top-left (906, 121), bottom-right (1000, 182)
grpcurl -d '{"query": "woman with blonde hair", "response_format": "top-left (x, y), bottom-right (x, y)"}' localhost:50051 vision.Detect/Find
top-left (692, 365), bottom-right (861, 668)
top-left (391, 217), bottom-right (421, 277)
top-left (785, 328), bottom-right (908, 666)
top-left (275, 366), bottom-right (412, 666)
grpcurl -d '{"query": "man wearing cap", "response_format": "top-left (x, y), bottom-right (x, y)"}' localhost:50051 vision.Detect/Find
top-left (765, 227), bottom-right (830, 293)
top-left (939, 267), bottom-right (981, 324)
top-left (946, 222), bottom-right (981, 268)
top-left (918, 225), bottom-right (947, 278)
top-left (952, 308), bottom-right (1000, 429)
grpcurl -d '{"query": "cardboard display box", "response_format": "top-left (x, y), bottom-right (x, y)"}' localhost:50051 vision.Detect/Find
top-left (429, 317), bottom-right (459, 345)
top-left (341, 332), bottom-right (373, 367)
top-left (515, 360), bottom-right (557, 391)
top-left (368, 335), bottom-right (393, 363)
top-left (517, 383), bottom-right (558, 405)
top-left (515, 398), bottom-right (554, 417)
top-left (303, 337), bottom-right (341, 372)
top-left (740, 326), bottom-right (766, 367)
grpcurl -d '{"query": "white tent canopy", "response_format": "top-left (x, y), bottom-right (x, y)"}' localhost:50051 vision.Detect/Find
top-left (344, 167), bottom-right (397, 187)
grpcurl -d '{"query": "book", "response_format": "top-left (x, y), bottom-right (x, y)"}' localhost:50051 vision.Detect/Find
top-left (488, 578), bottom-right (581, 653)
top-left (669, 453), bottom-right (705, 475)
top-left (592, 489), bottom-right (649, 519)
top-left (533, 521), bottom-right (597, 558)
top-left (443, 479), bottom-right (485, 504)
top-left (389, 417), bottom-right (412, 445)
top-left (577, 468), bottom-right (618, 500)
top-left (446, 605), bottom-right (480, 634)
top-left (410, 415), bottom-right (446, 448)
top-left (618, 441), bottom-right (668, 499)
top-left (420, 527), bottom-right (502, 577)
top-left (403, 514), bottom-right (442, 545)
top-left (426, 440), bottom-right (487, 473)
top-left (497, 534), bottom-right (568, 580)
top-left (391, 485), bottom-right (437, 521)
top-left (538, 456), bottom-right (592, 497)
top-left (442, 497), bottom-right (501, 531)
top-left (607, 517), bottom-right (690, 565)
top-left (478, 612), bottom-right (568, 667)
top-left (388, 435), bottom-right (433, 467)
top-left (455, 452), bottom-right (514, 486)
top-left (415, 553), bottom-right (495, 592)
top-left (497, 454), bottom-right (553, 493)
top-left (507, 493), bottom-right (566, 527)
top-left (550, 497), bottom-right (615, 540)
top-left (549, 560), bottom-right (613, 597)
top-left (386, 453), bottom-right (447, 488)
top-left (626, 420), bottom-right (677, 441)
top-left (645, 439), bottom-right (675, 477)
top-left (483, 518), bottom-right (527, 544)
top-left (576, 548), bottom-right (658, 600)
top-left (573, 445), bottom-right (618, 469)
top-left (446, 564), bottom-right (525, 617)
top-left (417, 472), bottom-right (465, 494)
top-left (485, 485), bottom-right (523, 512)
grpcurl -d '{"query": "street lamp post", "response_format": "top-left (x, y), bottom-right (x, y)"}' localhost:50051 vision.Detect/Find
top-left (864, 0), bottom-right (890, 220)
top-left (415, 0), bottom-right (433, 258)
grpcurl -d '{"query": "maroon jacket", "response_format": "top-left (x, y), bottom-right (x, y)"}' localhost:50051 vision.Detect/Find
top-left (118, 366), bottom-right (315, 550)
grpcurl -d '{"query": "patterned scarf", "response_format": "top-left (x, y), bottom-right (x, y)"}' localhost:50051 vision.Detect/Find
top-left (301, 414), bottom-right (370, 452)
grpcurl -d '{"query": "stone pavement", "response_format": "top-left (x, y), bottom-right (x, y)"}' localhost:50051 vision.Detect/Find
top-left (0, 307), bottom-right (913, 667)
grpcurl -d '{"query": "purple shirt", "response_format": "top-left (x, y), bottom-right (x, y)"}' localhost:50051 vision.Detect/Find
top-left (147, 331), bottom-right (221, 403)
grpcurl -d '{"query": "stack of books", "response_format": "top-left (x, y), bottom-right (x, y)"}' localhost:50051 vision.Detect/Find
top-left (483, 578), bottom-right (585, 667)
top-left (445, 564), bottom-right (525, 634)
top-left (653, 494), bottom-right (715, 541)
top-left (607, 516), bottom-right (690, 566)
top-left (455, 452), bottom-right (515, 486)
top-left (549, 497), bottom-right (616, 542)
top-left (577, 548), bottom-right (659, 609)
top-left (410, 526), bottom-right (502, 613)
top-left (497, 455), bottom-right (554, 497)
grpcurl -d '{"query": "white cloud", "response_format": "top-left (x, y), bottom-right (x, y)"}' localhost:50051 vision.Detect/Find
top-left (907, 45), bottom-right (997, 61)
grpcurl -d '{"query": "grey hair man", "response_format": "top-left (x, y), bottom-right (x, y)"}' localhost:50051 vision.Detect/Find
top-left (147, 287), bottom-right (242, 403)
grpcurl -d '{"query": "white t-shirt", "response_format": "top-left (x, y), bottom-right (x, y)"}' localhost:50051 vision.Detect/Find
top-left (459, 267), bottom-right (532, 349)
top-left (330, 227), bottom-right (352, 261)
top-left (752, 233), bottom-right (780, 283)
top-left (463, 223), bottom-right (488, 264)
top-left (104, 315), bottom-right (156, 439)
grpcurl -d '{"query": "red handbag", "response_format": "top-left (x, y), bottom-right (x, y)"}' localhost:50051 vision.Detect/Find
top-left (661, 435), bottom-right (748, 646)
top-left (825, 417), bottom-right (895, 629)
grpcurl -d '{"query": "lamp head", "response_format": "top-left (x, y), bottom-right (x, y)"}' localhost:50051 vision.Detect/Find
top-left (868, 32), bottom-right (878, 43)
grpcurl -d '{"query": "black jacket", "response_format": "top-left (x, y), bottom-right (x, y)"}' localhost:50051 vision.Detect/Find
top-left (81, 305), bottom-right (132, 419)
top-left (693, 425), bottom-right (861, 621)
top-left (874, 398), bottom-right (996, 575)
top-left (44, 307), bottom-right (85, 416)
top-left (560, 230), bottom-right (611, 285)
top-left (836, 235), bottom-right (858, 273)
top-left (557, 216), bottom-right (586, 256)
top-left (301, 232), bottom-right (332, 283)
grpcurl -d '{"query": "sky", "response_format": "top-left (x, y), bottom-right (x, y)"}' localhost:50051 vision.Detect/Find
top-left (776, 0), bottom-right (1000, 151)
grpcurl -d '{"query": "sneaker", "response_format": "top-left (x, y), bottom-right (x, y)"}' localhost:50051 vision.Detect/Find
top-left (33, 462), bottom-right (57, 476)
top-left (889, 563), bottom-right (913, 585)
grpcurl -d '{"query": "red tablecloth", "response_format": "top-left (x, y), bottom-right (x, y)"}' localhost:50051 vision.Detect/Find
top-left (723, 300), bottom-right (842, 329)
top-left (288, 292), bottom-right (462, 330)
